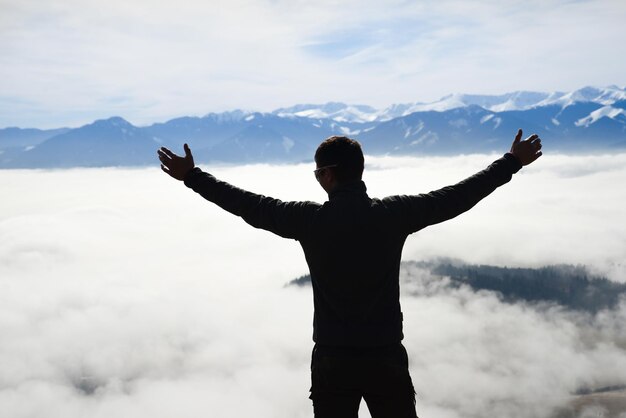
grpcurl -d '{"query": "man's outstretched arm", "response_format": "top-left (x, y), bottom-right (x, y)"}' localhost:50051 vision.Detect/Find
top-left (390, 129), bottom-right (542, 233)
top-left (158, 144), bottom-right (318, 240)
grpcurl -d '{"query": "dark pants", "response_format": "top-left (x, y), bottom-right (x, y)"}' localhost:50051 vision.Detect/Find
top-left (309, 343), bottom-right (418, 418)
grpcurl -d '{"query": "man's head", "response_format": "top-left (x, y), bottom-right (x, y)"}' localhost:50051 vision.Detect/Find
top-left (314, 136), bottom-right (364, 192)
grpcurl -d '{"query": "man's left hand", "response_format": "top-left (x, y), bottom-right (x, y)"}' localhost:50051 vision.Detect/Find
top-left (510, 129), bottom-right (542, 166)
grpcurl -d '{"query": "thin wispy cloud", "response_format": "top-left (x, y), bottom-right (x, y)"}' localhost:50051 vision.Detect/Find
top-left (1, 0), bottom-right (625, 128)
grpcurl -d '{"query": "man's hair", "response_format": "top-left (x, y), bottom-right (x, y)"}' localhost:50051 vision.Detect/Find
top-left (314, 136), bottom-right (364, 183)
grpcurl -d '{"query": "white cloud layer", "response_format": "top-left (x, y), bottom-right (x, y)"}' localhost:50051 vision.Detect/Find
top-left (1, 152), bottom-right (626, 417)
top-left (1, 0), bottom-right (625, 127)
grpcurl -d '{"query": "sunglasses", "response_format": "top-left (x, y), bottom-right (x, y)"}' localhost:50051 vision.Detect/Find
top-left (314, 164), bottom-right (338, 180)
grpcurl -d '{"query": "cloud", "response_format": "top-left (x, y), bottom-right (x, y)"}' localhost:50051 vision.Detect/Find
top-left (400, 263), bottom-right (626, 418)
top-left (1, 0), bottom-right (626, 127)
top-left (1, 153), bottom-right (626, 417)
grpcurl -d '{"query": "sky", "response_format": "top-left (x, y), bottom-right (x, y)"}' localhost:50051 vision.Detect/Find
top-left (1, 153), bottom-right (626, 417)
top-left (1, 0), bottom-right (626, 128)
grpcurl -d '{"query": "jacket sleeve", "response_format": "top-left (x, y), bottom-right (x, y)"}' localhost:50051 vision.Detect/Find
top-left (183, 167), bottom-right (319, 240)
top-left (385, 153), bottom-right (523, 234)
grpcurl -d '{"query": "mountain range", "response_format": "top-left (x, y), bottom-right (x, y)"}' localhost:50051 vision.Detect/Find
top-left (1, 85), bottom-right (625, 168)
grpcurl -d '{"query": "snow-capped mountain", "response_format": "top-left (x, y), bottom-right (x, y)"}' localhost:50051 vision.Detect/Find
top-left (1, 86), bottom-right (624, 168)
top-left (274, 86), bottom-right (626, 123)
top-left (273, 102), bottom-right (382, 123)
top-left (535, 85), bottom-right (626, 108)
top-left (381, 91), bottom-right (556, 116)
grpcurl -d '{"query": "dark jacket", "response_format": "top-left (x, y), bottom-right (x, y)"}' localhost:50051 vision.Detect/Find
top-left (184, 153), bottom-right (522, 347)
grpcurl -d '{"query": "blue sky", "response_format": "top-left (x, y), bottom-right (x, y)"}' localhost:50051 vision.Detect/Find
top-left (1, 0), bottom-right (625, 128)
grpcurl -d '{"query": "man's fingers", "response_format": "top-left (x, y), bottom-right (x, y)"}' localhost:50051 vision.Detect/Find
top-left (157, 149), bottom-right (170, 161)
top-left (184, 143), bottom-right (192, 158)
top-left (529, 136), bottom-right (542, 152)
top-left (158, 151), bottom-right (175, 169)
top-left (160, 164), bottom-right (170, 174)
top-left (525, 134), bottom-right (539, 143)
top-left (514, 129), bottom-right (523, 144)
top-left (160, 147), bottom-right (177, 159)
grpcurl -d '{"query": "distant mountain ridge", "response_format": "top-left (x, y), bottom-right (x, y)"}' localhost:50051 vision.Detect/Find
top-left (1, 85), bottom-right (625, 168)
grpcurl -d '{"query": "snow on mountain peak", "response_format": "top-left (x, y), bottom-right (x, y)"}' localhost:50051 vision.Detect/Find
top-left (273, 102), bottom-right (379, 123)
top-left (222, 85), bottom-right (626, 128)
top-left (535, 86), bottom-right (626, 109)
top-left (203, 109), bottom-right (252, 122)
top-left (575, 105), bottom-right (625, 128)
top-left (377, 90), bottom-right (556, 118)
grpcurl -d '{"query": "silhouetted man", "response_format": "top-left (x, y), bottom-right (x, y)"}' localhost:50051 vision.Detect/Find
top-left (158, 130), bottom-right (542, 418)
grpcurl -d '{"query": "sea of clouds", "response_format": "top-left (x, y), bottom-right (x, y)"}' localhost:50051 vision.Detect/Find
top-left (1, 152), bottom-right (626, 418)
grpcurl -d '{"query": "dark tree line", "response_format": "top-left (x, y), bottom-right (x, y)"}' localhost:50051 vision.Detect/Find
top-left (415, 261), bottom-right (625, 313)
top-left (287, 261), bottom-right (626, 313)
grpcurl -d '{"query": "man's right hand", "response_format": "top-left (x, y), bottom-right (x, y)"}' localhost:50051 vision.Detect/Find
top-left (510, 129), bottom-right (542, 166)
top-left (158, 144), bottom-right (195, 181)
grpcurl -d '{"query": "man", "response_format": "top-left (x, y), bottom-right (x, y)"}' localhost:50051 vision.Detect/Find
top-left (157, 130), bottom-right (542, 418)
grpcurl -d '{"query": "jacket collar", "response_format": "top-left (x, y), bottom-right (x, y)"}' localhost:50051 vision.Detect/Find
top-left (328, 180), bottom-right (368, 200)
